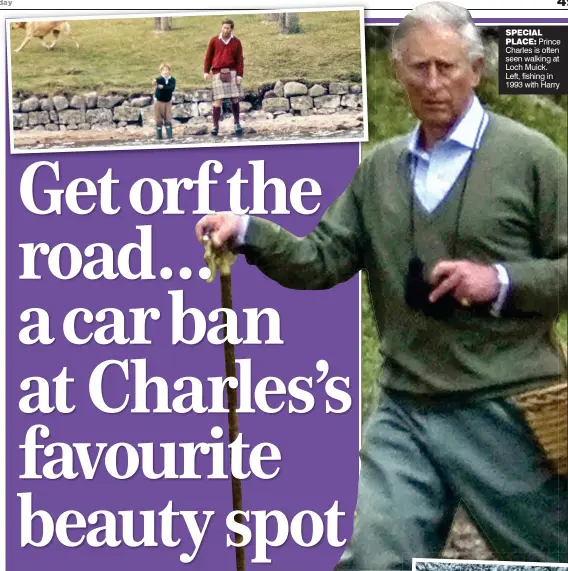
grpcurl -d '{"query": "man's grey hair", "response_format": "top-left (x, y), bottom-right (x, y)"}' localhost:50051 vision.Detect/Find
top-left (392, 1), bottom-right (484, 63)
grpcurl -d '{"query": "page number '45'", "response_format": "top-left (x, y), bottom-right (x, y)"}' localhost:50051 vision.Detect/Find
top-left (558, 0), bottom-right (567, 6)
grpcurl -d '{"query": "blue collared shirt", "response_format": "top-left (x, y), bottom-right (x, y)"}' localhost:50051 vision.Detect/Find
top-left (407, 96), bottom-right (509, 315)
top-left (408, 95), bottom-right (489, 213)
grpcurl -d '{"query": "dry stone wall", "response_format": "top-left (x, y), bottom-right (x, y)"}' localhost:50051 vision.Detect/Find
top-left (12, 80), bottom-right (364, 131)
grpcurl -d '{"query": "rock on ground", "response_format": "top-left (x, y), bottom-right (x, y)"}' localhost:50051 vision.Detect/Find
top-left (442, 507), bottom-right (494, 561)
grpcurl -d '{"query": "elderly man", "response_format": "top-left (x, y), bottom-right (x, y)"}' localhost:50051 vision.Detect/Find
top-left (203, 17), bottom-right (244, 137)
top-left (196, 2), bottom-right (567, 569)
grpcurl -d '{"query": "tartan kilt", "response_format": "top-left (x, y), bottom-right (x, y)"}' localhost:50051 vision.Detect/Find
top-left (211, 70), bottom-right (242, 100)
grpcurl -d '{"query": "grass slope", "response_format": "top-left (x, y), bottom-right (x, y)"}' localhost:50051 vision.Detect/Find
top-left (9, 12), bottom-right (362, 95)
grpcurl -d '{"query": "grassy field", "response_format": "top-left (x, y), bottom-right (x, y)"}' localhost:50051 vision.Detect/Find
top-left (9, 11), bottom-right (362, 95)
top-left (361, 44), bottom-right (568, 424)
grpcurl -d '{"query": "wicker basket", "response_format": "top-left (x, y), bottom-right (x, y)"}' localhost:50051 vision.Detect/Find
top-left (512, 332), bottom-right (567, 475)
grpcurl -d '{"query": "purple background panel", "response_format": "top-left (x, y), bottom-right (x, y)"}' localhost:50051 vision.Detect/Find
top-left (6, 143), bottom-right (361, 571)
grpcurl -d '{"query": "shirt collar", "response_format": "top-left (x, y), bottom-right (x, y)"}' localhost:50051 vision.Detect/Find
top-left (219, 33), bottom-right (234, 44)
top-left (408, 95), bottom-right (485, 156)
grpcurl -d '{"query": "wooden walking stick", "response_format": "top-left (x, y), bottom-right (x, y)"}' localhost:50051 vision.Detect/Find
top-left (202, 233), bottom-right (246, 571)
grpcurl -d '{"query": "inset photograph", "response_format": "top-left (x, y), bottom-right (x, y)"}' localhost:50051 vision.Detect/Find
top-left (7, 9), bottom-right (367, 153)
top-left (414, 560), bottom-right (568, 571)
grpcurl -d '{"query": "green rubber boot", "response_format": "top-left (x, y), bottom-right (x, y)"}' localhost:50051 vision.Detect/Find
top-left (156, 126), bottom-right (163, 140)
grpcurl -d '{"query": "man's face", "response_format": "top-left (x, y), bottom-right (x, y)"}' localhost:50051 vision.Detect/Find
top-left (161, 67), bottom-right (171, 78)
top-left (221, 23), bottom-right (233, 38)
top-left (393, 23), bottom-right (483, 133)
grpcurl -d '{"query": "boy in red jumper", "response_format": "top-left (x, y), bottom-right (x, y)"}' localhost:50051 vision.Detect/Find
top-left (203, 18), bottom-right (244, 136)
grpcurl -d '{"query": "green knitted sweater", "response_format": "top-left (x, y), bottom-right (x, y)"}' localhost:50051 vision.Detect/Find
top-left (240, 112), bottom-right (567, 396)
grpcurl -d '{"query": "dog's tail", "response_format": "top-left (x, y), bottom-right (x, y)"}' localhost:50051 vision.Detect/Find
top-left (60, 21), bottom-right (79, 48)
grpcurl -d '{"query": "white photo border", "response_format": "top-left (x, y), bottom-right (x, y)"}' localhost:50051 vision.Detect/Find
top-left (6, 7), bottom-right (369, 155)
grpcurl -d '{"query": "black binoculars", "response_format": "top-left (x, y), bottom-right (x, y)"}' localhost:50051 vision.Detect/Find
top-left (404, 257), bottom-right (457, 320)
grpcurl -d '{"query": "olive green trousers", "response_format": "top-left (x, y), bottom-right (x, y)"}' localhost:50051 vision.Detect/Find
top-left (335, 387), bottom-right (567, 571)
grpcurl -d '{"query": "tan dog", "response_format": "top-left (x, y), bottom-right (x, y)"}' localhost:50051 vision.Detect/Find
top-left (12, 21), bottom-right (79, 53)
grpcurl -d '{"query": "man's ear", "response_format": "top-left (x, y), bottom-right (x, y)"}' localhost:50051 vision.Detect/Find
top-left (471, 56), bottom-right (484, 87)
top-left (391, 56), bottom-right (404, 85)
